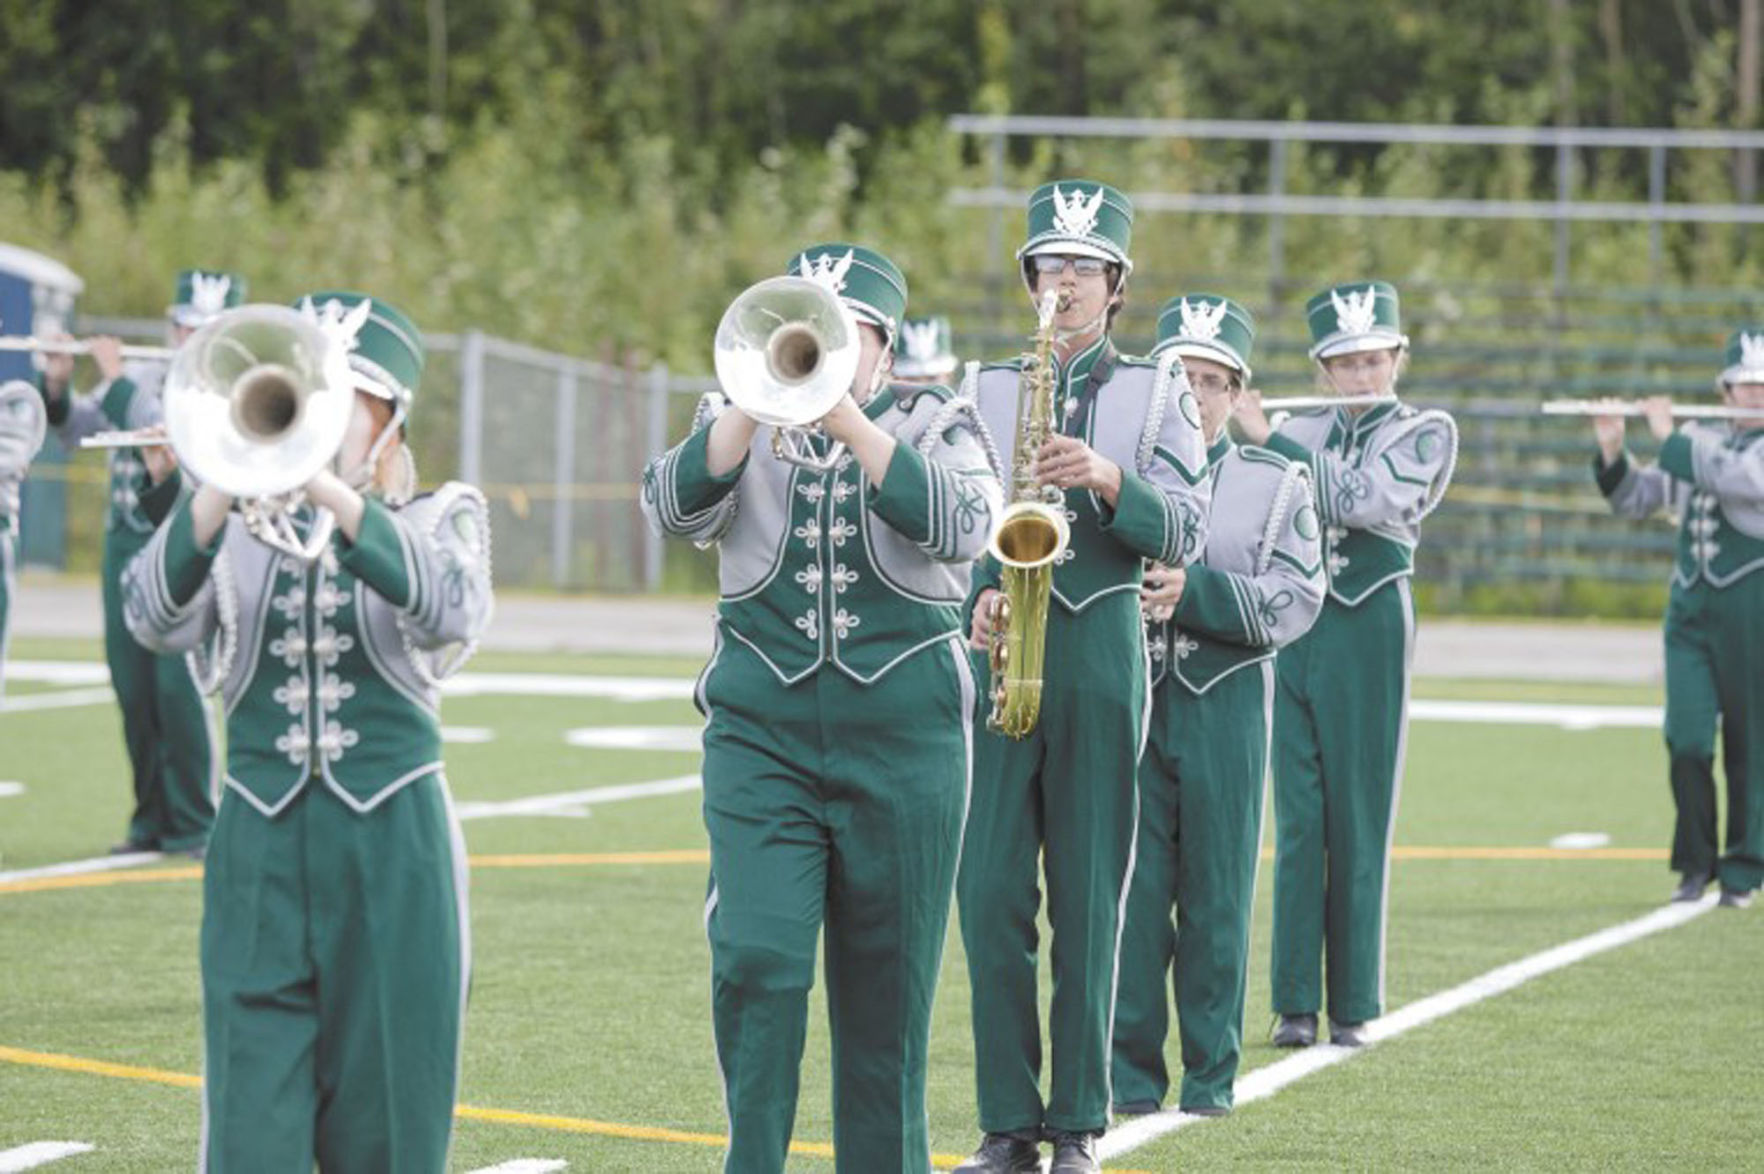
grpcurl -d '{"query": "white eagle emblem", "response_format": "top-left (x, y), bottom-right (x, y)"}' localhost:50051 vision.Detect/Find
top-left (1179, 298), bottom-right (1228, 343)
top-left (1741, 332), bottom-right (1764, 371)
top-left (798, 250), bottom-right (855, 295)
top-left (299, 296), bottom-right (373, 352)
top-left (1331, 287), bottom-right (1380, 336)
top-left (1051, 185), bottom-right (1105, 239)
top-left (189, 272), bottom-right (233, 318)
top-left (900, 319), bottom-right (944, 361)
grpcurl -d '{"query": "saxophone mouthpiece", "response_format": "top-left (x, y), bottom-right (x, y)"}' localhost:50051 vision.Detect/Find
top-left (1056, 292), bottom-right (1074, 312)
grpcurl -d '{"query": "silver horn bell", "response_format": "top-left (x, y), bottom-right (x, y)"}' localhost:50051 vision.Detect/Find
top-left (713, 276), bottom-right (861, 472)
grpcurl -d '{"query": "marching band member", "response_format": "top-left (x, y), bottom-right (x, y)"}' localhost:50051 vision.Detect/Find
top-left (1111, 296), bottom-right (1324, 1118)
top-left (0, 379), bottom-right (48, 699)
top-left (893, 314), bottom-right (961, 387)
top-left (955, 182), bottom-right (1210, 1174)
top-left (641, 244), bottom-right (1002, 1173)
top-left (1592, 332), bottom-right (1764, 910)
top-left (123, 292), bottom-right (491, 1171)
top-left (37, 268), bottom-right (242, 857)
top-left (1236, 280), bottom-right (1457, 1049)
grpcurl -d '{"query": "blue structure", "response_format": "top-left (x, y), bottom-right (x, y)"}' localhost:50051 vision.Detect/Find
top-left (0, 243), bottom-right (84, 568)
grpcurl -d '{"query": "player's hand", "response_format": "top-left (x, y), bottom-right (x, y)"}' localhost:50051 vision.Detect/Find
top-left (970, 588), bottom-right (1000, 651)
top-left (87, 336), bottom-right (125, 383)
top-left (1235, 388), bottom-right (1272, 444)
top-left (1639, 396), bottom-right (1675, 441)
top-left (1140, 562), bottom-right (1187, 622)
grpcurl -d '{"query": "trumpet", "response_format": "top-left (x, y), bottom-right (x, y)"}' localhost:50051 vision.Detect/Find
top-left (713, 275), bottom-right (862, 473)
top-left (1541, 399), bottom-right (1764, 420)
top-left (0, 336), bottom-right (174, 361)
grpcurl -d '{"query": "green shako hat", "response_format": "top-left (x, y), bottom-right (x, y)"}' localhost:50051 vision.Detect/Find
top-left (784, 243), bottom-right (909, 338)
top-left (1720, 328), bottom-right (1764, 384)
top-left (170, 269), bottom-right (246, 327)
top-left (1306, 280), bottom-right (1408, 361)
top-left (893, 315), bottom-right (958, 379)
top-left (293, 290), bottom-right (425, 406)
top-left (1017, 179), bottom-right (1134, 272)
top-left (1153, 294), bottom-right (1255, 383)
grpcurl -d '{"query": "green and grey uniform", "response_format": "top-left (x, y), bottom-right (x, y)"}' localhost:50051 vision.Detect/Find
top-left (959, 338), bottom-right (1210, 1135)
top-left (43, 357), bottom-right (217, 851)
top-left (643, 243), bottom-right (1004, 1174)
top-left (124, 482), bottom-right (491, 1172)
top-left (1112, 432), bottom-right (1324, 1113)
top-left (1263, 397), bottom-right (1456, 1026)
top-left (0, 380), bottom-right (48, 699)
top-left (1598, 417), bottom-right (1764, 895)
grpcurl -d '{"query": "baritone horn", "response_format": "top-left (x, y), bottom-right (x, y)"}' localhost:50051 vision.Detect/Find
top-left (714, 275), bottom-right (861, 473)
top-left (84, 304), bottom-right (357, 562)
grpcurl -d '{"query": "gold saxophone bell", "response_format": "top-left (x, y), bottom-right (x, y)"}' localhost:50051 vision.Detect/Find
top-left (985, 289), bottom-right (1073, 738)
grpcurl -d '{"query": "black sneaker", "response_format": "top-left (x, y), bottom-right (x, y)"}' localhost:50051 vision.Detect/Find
top-left (1271, 1012), bottom-right (1317, 1047)
top-left (108, 839), bottom-right (156, 856)
top-left (1718, 887), bottom-right (1755, 910)
top-left (1329, 1019), bottom-right (1368, 1047)
top-left (1048, 1131), bottom-right (1101, 1174)
top-left (1180, 1103), bottom-right (1230, 1117)
top-left (1671, 871), bottom-right (1712, 903)
top-left (953, 1131), bottom-right (1042, 1174)
top-left (1113, 1099), bottom-right (1160, 1118)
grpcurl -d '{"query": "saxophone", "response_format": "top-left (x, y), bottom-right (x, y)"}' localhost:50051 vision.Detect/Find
top-left (986, 288), bottom-right (1073, 737)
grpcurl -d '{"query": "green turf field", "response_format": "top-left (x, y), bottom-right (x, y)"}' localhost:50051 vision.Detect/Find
top-left (1, 636), bottom-right (1758, 1172)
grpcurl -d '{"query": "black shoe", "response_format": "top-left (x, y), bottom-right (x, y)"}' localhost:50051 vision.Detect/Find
top-left (181, 844), bottom-right (207, 862)
top-left (1718, 887), bottom-right (1755, 910)
top-left (1329, 1019), bottom-right (1368, 1047)
top-left (1671, 871), bottom-right (1712, 903)
top-left (1048, 1131), bottom-right (1101, 1174)
top-left (1180, 1103), bottom-right (1231, 1118)
top-left (953, 1131), bottom-right (1042, 1174)
top-left (1113, 1099), bottom-right (1160, 1117)
top-left (1271, 1013), bottom-right (1317, 1048)
top-left (108, 839), bottom-right (156, 856)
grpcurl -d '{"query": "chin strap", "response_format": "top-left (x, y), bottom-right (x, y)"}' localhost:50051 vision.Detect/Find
top-left (338, 397), bottom-right (412, 498)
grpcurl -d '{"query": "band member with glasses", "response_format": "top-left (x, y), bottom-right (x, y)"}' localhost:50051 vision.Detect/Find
top-left (955, 182), bottom-right (1210, 1174)
top-left (1235, 280), bottom-right (1457, 1049)
top-left (124, 292), bottom-right (492, 1171)
top-left (1592, 331), bottom-right (1764, 910)
top-left (1112, 295), bottom-right (1324, 1118)
top-left (37, 268), bottom-right (243, 858)
top-left (642, 244), bottom-right (1002, 1173)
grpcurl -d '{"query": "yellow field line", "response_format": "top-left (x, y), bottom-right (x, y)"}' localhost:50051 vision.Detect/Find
top-left (0, 844), bottom-right (1667, 898)
top-left (0, 1043), bottom-right (1149, 1172)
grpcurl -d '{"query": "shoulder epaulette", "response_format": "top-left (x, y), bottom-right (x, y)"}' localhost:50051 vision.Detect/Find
top-left (1236, 444), bottom-right (1294, 470)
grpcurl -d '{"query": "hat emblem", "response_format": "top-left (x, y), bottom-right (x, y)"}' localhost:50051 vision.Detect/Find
top-left (1051, 185), bottom-right (1105, 239)
top-left (190, 273), bottom-right (233, 318)
top-left (1179, 298), bottom-right (1228, 343)
top-left (299, 296), bottom-right (372, 353)
top-left (1330, 287), bottom-right (1379, 336)
top-left (1741, 332), bottom-right (1764, 371)
top-left (901, 319), bottom-right (943, 361)
top-left (798, 250), bottom-right (855, 296)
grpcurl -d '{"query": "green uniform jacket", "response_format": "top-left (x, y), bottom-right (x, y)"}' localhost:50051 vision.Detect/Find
top-left (1597, 423), bottom-right (1764, 588)
top-left (122, 485), bottom-right (495, 815)
top-left (39, 361), bottom-right (169, 538)
top-left (1149, 437), bottom-right (1326, 691)
top-left (1264, 400), bottom-right (1457, 606)
top-left (641, 382), bottom-right (1004, 684)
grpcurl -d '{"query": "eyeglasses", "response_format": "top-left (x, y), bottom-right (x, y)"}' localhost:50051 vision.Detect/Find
top-left (1186, 372), bottom-right (1238, 396)
top-left (1031, 254), bottom-right (1110, 277)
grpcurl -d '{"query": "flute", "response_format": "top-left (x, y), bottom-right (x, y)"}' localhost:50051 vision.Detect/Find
top-left (0, 336), bottom-right (174, 361)
top-left (1540, 399), bottom-right (1764, 421)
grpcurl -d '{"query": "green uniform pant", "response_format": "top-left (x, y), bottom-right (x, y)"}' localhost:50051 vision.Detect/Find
top-left (958, 593), bottom-right (1147, 1136)
top-left (1664, 575), bottom-right (1764, 894)
top-left (1271, 580), bottom-right (1413, 1026)
top-left (1112, 661), bottom-right (1271, 1113)
top-left (200, 775), bottom-right (469, 1173)
top-left (700, 636), bottom-right (973, 1174)
top-left (105, 533), bottom-right (216, 852)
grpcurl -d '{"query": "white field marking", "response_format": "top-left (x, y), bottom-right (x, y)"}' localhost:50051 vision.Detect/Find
top-left (0, 1142), bottom-right (96, 1171)
top-left (442, 672), bottom-right (694, 703)
top-left (1550, 831), bottom-right (1613, 850)
top-left (0, 851), bottom-right (162, 886)
top-left (1409, 698), bottom-right (1659, 730)
top-left (442, 726), bottom-right (496, 744)
top-left (0, 687), bottom-right (115, 714)
top-left (1099, 893), bottom-right (1718, 1161)
top-left (564, 726), bottom-right (701, 753)
top-left (4, 662), bottom-right (110, 686)
top-left (465, 1162), bottom-right (567, 1174)
top-left (452, 774), bottom-right (703, 821)
top-left (0, 782), bottom-right (24, 798)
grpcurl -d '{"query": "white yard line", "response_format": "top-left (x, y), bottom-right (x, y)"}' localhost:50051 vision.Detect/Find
top-left (564, 726), bottom-right (701, 752)
top-left (1408, 698), bottom-right (1659, 730)
top-left (452, 774), bottom-right (703, 821)
top-left (464, 1162), bottom-right (567, 1174)
top-left (0, 1142), bottom-right (95, 1172)
top-left (0, 782), bottom-right (25, 799)
top-left (0, 688), bottom-right (116, 714)
top-left (0, 852), bottom-right (162, 886)
top-left (1099, 893), bottom-right (1719, 1161)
